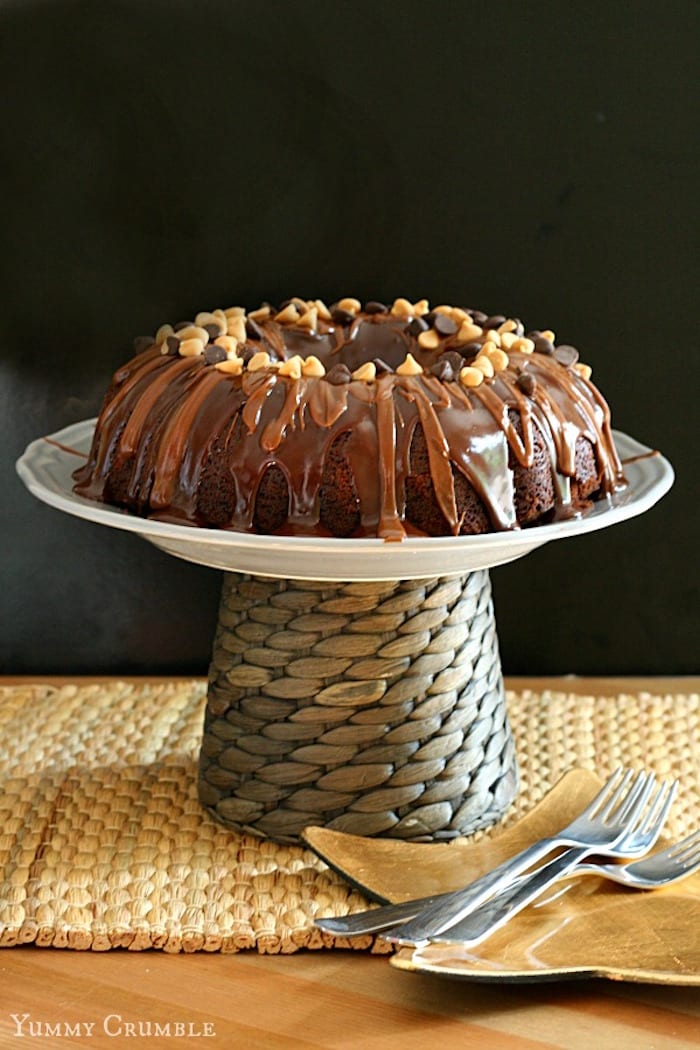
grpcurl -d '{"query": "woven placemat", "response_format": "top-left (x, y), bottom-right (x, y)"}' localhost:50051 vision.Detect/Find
top-left (0, 681), bottom-right (697, 954)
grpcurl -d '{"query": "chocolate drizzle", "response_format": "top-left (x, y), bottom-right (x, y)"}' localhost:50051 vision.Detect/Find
top-left (73, 313), bottom-right (626, 540)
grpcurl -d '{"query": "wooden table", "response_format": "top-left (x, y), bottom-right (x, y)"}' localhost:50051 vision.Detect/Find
top-left (1, 677), bottom-right (698, 1049)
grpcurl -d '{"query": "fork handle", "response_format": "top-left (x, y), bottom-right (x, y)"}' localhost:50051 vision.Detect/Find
top-left (317, 838), bottom-right (561, 938)
top-left (437, 845), bottom-right (590, 945)
top-left (380, 835), bottom-right (563, 944)
top-left (315, 893), bottom-right (445, 936)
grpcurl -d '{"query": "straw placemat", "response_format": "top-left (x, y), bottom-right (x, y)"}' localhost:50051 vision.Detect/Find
top-left (0, 681), bottom-right (697, 954)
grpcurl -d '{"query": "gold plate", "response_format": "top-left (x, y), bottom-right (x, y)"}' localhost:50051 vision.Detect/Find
top-left (303, 769), bottom-right (700, 985)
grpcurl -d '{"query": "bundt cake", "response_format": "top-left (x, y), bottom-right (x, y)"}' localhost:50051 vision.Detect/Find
top-left (73, 296), bottom-right (626, 540)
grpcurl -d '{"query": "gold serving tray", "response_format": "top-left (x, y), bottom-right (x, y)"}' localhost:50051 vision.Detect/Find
top-left (303, 769), bottom-right (700, 985)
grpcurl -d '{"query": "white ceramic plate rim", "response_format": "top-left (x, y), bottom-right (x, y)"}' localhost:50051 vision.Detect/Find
top-left (16, 419), bottom-right (674, 581)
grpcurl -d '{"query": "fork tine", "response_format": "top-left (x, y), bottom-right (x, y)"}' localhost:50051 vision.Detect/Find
top-left (668, 830), bottom-right (700, 861)
top-left (609, 770), bottom-right (653, 825)
top-left (639, 779), bottom-right (678, 836)
top-left (579, 766), bottom-right (624, 818)
top-left (596, 767), bottom-right (635, 819)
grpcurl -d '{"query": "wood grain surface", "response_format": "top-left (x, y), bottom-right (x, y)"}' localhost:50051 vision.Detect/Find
top-left (1, 677), bottom-right (698, 1049)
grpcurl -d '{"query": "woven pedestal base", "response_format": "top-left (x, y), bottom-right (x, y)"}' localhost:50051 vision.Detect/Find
top-left (198, 571), bottom-right (517, 843)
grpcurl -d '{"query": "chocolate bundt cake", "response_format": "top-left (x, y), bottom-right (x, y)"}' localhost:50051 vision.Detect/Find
top-left (73, 296), bottom-right (626, 539)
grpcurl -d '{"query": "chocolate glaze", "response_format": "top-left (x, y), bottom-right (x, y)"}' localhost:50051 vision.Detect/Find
top-left (44, 437), bottom-right (88, 458)
top-left (73, 313), bottom-right (626, 540)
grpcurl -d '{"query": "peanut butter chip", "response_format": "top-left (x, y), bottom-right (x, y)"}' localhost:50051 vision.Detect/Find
top-left (500, 332), bottom-right (517, 349)
top-left (248, 305), bottom-right (271, 322)
top-left (195, 311), bottom-right (225, 333)
top-left (227, 316), bottom-right (247, 343)
top-left (275, 304), bottom-right (301, 324)
top-left (459, 366), bottom-right (484, 388)
top-left (473, 355), bottom-right (495, 378)
top-left (179, 337), bottom-right (205, 357)
top-left (215, 358), bottom-right (243, 375)
top-left (278, 355), bottom-right (303, 379)
top-left (540, 329), bottom-right (556, 342)
top-left (214, 335), bottom-right (239, 357)
top-left (456, 321), bottom-right (484, 344)
top-left (337, 297), bottom-right (361, 314)
top-left (156, 323), bottom-right (174, 344)
top-left (417, 329), bottom-right (440, 350)
top-left (412, 299), bottom-right (430, 316)
top-left (312, 299), bottom-right (332, 321)
top-left (512, 337), bottom-right (535, 354)
top-left (297, 307), bottom-right (318, 331)
top-left (396, 353), bottom-right (423, 375)
top-left (175, 324), bottom-right (209, 343)
top-left (483, 329), bottom-right (501, 346)
top-left (247, 351), bottom-right (271, 371)
top-left (352, 361), bottom-right (377, 382)
top-left (574, 362), bottom-right (592, 381)
top-left (487, 348), bottom-right (510, 372)
top-left (302, 355), bottom-right (326, 377)
top-left (497, 319), bottom-right (518, 334)
top-left (224, 306), bottom-right (246, 318)
top-left (390, 297), bottom-right (414, 318)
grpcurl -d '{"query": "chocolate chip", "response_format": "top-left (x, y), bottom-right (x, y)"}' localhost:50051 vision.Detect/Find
top-left (174, 321), bottom-right (193, 332)
top-left (373, 358), bottom-right (393, 374)
top-left (554, 344), bottom-right (579, 367)
top-left (424, 310), bottom-right (438, 327)
top-left (408, 317), bottom-right (429, 336)
top-left (433, 314), bottom-right (459, 336)
top-left (133, 336), bottom-right (154, 353)
top-left (471, 310), bottom-right (488, 324)
top-left (364, 300), bottom-right (388, 314)
top-left (204, 323), bottom-right (222, 342)
top-left (483, 314), bottom-right (506, 330)
top-left (204, 344), bottom-right (227, 365)
top-left (325, 363), bottom-right (353, 384)
top-left (245, 318), bottom-right (264, 340)
top-left (459, 342), bottom-right (483, 361)
top-left (439, 350), bottom-right (465, 372)
top-left (517, 372), bottom-right (536, 396)
top-left (278, 299), bottom-right (296, 311)
top-left (165, 335), bottom-right (181, 356)
top-left (533, 335), bottom-right (555, 355)
top-left (240, 346), bottom-right (256, 364)
top-left (430, 359), bottom-right (455, 382)
top-left (330, 307), bottom-right (356, 326)
top-left (512, 317), bottom-right (525, 336)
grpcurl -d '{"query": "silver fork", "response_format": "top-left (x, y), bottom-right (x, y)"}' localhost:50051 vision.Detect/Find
top-left (433, 779), bottom-right (681, 947)
top-left (386, 772), bottom-right (675, 953)
top-left (316, 768), bottom-right (653, 938)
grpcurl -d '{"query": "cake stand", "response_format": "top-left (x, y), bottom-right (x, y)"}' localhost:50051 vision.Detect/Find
top-left (17, 421), bottom-right (673, 843)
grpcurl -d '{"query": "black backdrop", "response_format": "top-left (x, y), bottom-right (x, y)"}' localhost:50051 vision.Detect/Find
top-left (2, 0), bottom-right (698, 675)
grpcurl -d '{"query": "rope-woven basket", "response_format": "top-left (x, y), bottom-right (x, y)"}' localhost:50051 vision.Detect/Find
top-left (198, 570), bottom-right (517, 843)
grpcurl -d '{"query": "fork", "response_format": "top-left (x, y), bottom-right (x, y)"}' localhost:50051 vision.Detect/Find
top-left (384, 772), bottom-right (671, 945)
top-left (438, 827), bottom-right (700, 944)
top-left (316, 767), bottom-right (653, 938)
top-left (431, 780), bottom-right (682, 947)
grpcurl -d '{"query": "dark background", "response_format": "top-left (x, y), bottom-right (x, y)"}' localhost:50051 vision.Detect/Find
top-left (1, 0), bottom-right (697, 675)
